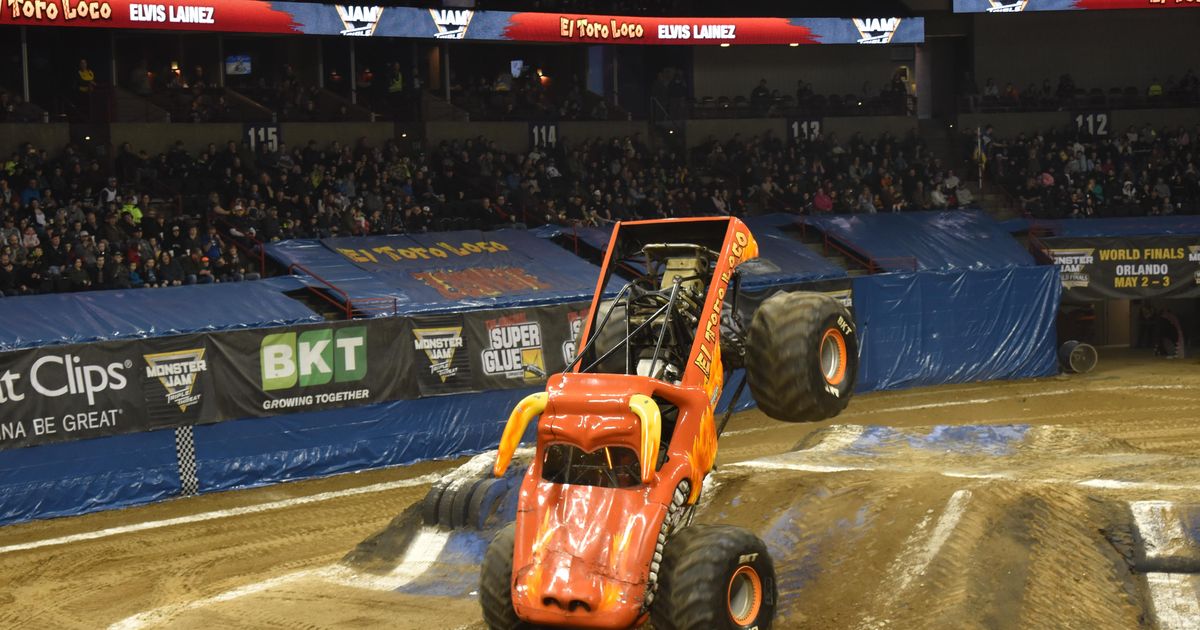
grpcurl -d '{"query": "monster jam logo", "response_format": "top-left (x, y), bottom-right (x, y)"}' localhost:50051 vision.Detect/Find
top-left (413, 327), bottom-right (464, 382)
top-left (144, 349), bottom-right (207, 412)
top-left (561, 309), bottom-right (587, 365)
top-left (429, 8), bottom-right (472, 39)
top-left (1049, 247), bottom-right (1095, 290)
top-left (852, 18), bottom-right (902, 45)
top-left (481, 314), bottom-right (544, 383)
top-left (336, 5), bottom-right (383, 36)
top-left (986, 0), bottom-right (1028, 11)
top-left (260, 327), bottom-right (367, 391)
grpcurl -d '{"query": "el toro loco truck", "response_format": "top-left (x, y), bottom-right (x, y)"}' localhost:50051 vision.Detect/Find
top-left (481, 217), bottom-right (858, 630)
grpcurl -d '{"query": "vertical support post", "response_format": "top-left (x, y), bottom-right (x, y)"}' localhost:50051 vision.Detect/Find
top-left (442, 42), bottom-right (450, 102)
top-left (349, 38), bottom-right (357, 104)
top-left (611, 53), bottom-right (619, 108)
top-left (20, 27), bottom-right (30, 103)
top-left (317, 38), bottom-right (325, 88)
top-left (217, 34), bottom-right (225, 88)
top-left (109, 31), bottom-right (118, 87)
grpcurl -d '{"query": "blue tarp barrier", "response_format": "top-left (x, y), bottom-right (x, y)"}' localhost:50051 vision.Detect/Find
top-left (802, 211), bottom-right (1034, 272)
top-left (530, 224), bottom-right (615, 254)
top-left (741, 214), bottom-right (848, 290)
top-left (852, 266), bottom-right (1061, 392)
top-left (267, 229), bottom-right (606, 314)
top-left (194, 388), bottom-right (537, 493)
top-left (0, 428), bottom-right (179, 525)
top-left (534, 215), bottom-right (846, 291)
top-left (1041, 216), bottom-right (1200, 238)
top-left (0, 282), bottom-right (324, 351)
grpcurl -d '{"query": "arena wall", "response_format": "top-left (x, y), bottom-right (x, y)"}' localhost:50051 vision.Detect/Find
top-left (958, 108), bottom-right (1200, 136)
top-left (972, 12), bottom-right (1200, 90)
top-left (693, 45), bottom-right (908, 101)
top-left (0, 123), bottom-right (69, 157)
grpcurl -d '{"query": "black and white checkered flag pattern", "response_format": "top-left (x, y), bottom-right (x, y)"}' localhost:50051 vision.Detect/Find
top-left (174, 425), bottom-right (199, 496)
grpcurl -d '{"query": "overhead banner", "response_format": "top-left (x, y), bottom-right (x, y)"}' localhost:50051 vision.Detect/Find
top-left (954, 0), bottom-right (1199, 12)
top-left (1044, 237), bottom-right (1200, 300)
top-left (0, 300), bottom-right (587, 451)
top-left (0, 1), bottom-right (924, 44)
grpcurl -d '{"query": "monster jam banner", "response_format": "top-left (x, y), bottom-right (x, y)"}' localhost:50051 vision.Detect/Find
top-left (954, 0), bottom-right (1198, 12)
top-left (0, 333), bottom-right (221, 450)
top-left (0, 1), bottom-right (924, 44)
top-left (407, 313), bottom-right (474, 397)
top-left (1044, 237), bottom-right (1200, 300)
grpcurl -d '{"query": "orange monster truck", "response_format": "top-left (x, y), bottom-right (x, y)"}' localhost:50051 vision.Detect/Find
top-left (481, 217), bottom-right (858, 630)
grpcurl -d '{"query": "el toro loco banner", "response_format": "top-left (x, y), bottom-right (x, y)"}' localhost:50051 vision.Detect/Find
top-left (1045, 237), bottom-right (1200, 300)
top-left (0, 0), bottom-right (923, 45)
top-left (0, 303), bottom-right (589, 451)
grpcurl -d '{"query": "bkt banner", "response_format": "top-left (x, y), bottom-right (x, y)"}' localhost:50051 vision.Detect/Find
top-left (0, 0), bottom-right (925, 44)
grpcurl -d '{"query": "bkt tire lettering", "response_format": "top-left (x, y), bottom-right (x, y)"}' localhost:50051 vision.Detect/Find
top-left (261, 327), bottom-right (367, 391)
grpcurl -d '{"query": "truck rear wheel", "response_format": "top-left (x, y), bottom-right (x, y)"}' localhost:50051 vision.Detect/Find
top-left (479, 523), bottom-right (540, 630)
top-left (651, 525), bottom-right (776, 630)
top-left (745, 292), bottom-right (857, 422)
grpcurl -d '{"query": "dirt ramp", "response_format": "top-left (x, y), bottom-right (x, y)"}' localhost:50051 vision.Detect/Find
top-left (722, 422), bottom-right (1200, 629)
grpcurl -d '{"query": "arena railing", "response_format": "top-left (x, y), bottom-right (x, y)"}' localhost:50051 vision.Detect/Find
top-left (287, 262), bottom-right (398, 319)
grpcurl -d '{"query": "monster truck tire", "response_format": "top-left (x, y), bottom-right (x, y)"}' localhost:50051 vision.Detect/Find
top-left (651, 525), bottom-right (776, 630)
top-left (420, 480), bottom-right (449, 526)
top-left (480, 523), bottom-right (542, 630)
top-left (468, 478), bottom-right (510, 530)
top-left (745, 291), bottom-right (857, 423)
top-left (448, 478), bottom-right (486, 529)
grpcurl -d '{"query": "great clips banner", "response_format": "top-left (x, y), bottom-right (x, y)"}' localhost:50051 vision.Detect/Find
top-left (954, 0), bottom-right (1199, 12)
top-left (0, 1), bottom-right (924, 44)
top-left (1045, 237), bottom-right (1200, 300)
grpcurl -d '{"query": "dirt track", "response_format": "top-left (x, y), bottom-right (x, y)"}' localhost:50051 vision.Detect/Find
top-left (1, 350), bottom-right (1198, 629)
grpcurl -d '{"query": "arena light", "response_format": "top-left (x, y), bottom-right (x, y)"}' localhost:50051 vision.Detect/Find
top-left (789, 43), bottom-right (799, 47)
top-left (719, 42), bottom-right (731, 47)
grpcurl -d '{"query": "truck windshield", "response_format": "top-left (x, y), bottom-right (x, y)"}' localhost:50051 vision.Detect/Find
top-left (542, 444), bottom-right (642, 488)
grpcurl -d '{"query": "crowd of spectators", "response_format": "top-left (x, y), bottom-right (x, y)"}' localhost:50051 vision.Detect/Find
top-left (963, 72), bottom-right (1200, 113)
top-left (1, 125), bottom-right (971, 297)
top-left (693, 72), bottom-right (912, 119)
top-left (0, 143), bottom-right (260, 297)
top-left (451, 68), bottom-right (616, 122)
top-left (985, 123), bottom-right (1200, 218)
top-left (0, 88), bottom-right (43, 124)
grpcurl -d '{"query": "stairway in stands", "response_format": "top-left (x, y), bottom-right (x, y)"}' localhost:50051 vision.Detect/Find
top-left (918, 118), bottom-right (1021, 221)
